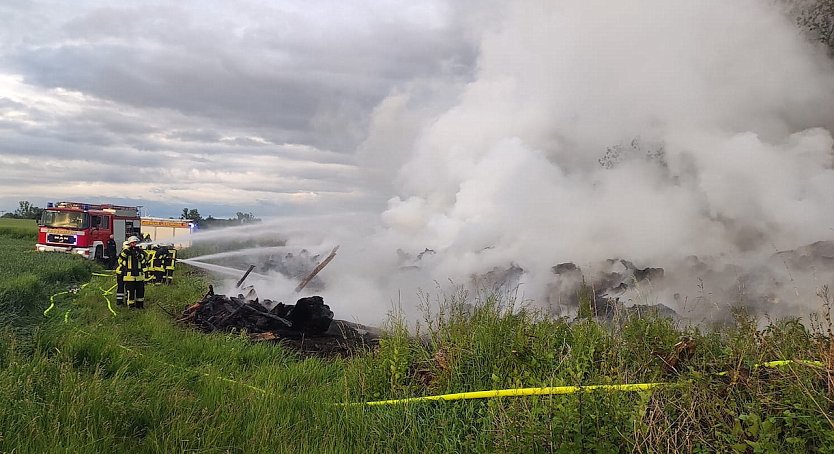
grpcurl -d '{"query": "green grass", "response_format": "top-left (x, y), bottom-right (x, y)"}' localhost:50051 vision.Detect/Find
top-left (0, 226), bottom-right (833, 453)
top-left (0, 217), bottom-right (37, 239)
top-left (0, 222), bottom-right (95, 341)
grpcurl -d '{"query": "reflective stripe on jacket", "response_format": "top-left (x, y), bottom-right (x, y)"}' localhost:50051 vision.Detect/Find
top-left (165, 248), bottom-right (176, 270)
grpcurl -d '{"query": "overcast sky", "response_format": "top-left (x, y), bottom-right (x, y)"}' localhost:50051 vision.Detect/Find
top-left (0, 0), bottom-right (487, 218)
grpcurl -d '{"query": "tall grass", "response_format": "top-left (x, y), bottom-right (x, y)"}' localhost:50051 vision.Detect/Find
top-left (0, 218), bottom-right (37, 239)
top-left (0, 223), bottom-right (94, 343)
top-left (1, 226), bottom-right (832, 452)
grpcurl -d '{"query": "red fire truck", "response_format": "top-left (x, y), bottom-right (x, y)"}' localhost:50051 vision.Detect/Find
top-left (35, 202), bottom-right (142, 259)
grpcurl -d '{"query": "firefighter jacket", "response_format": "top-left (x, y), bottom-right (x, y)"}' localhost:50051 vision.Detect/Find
top-left (152, 247), bottom-right (169, 272)
top-left (117, 246), bottom-right (148, 282)
top-left (146, 248), bottom-right (157, 270)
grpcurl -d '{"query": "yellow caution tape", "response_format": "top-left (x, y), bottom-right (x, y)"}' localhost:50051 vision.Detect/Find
top-left (714, 359), bottom-right (827, 376)
top-left (356, 382), bottom-right (666, 406)
top-left (77, 331), bottom-right (665, 404)
top-left (757, 359), bottom-right (825, 368)
top-left (55, 276), bottom-right (830, 407)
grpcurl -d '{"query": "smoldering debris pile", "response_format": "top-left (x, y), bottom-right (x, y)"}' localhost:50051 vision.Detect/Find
top-left (177, 287), bottom-right (379, 357)
top-left (549, 259), bottom-right (677, 319)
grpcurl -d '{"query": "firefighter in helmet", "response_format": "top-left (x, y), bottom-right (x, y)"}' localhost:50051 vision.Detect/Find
top-left (117, 235), bottom-right (148, 308)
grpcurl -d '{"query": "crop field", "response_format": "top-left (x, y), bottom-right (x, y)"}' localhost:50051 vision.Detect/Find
top-left (0, 223), bottom-right (832, 453)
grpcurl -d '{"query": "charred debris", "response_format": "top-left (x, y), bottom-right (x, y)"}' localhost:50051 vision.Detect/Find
top-left (177, 246), bottom-right (379, 358)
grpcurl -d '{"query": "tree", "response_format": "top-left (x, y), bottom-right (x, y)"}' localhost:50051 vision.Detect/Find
top-left (179, 206), bottom-right (260, 229)
top-left (235, 211), bottom-right (259, 224)
top-left (187, 209), bottom-right (203, 223)
top-left (181, 207), bottom-right (203, 224)
top-left (14, 200), bottom-right (43, 220)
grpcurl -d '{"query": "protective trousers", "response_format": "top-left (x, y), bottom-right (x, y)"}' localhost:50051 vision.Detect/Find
top-left (125, 281), bottom-right (145, 309)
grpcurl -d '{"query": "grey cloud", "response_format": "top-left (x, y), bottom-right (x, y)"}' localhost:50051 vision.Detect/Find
top-left (8, 3), bottom-right (477, 152)
top-left (0, 0), bottom-right (485, 220)
top-left (165, 129), bottom-right (223, 143)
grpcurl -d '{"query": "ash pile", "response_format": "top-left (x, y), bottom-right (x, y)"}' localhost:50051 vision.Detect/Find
top-left (178, 288), bottom-right (379, 357)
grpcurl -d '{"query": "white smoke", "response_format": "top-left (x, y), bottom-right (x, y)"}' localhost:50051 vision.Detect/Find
top-left (192, 0), bottom-right (834, 324)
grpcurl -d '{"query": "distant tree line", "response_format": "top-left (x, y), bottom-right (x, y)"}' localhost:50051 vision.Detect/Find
top-left (180, 207), bottom-right (261, 229)
top-left (0, 201), bottom-right (261, 229)
top-left (1, 201), bottom-right (44, 220)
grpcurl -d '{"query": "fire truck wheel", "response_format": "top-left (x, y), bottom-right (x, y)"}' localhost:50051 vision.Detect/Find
top-left (94, 245), bottom-right (103, 260)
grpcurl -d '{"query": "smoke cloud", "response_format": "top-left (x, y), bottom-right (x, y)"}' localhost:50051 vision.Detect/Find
top-left (194, 0), bottom-right (834, 324)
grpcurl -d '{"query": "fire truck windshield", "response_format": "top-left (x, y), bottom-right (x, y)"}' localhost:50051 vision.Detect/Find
top-left (40, 211), bottom-right (90, 229)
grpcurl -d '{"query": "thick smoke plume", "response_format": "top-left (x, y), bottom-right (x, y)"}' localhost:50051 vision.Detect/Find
top-left (193, 0), bottom-right (834, 325)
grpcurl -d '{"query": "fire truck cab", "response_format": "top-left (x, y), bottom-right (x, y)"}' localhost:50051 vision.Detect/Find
top-left (36, 202), bottom-right (142, 259)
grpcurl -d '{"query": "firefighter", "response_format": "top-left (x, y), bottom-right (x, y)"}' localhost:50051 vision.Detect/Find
top-left (151, 245), bottom-right (168, 284)
top-left (117, 236), bottom-right (148, 308)
top-left (164, 245), bottom-right (176, 285)
top-left (105, 235), bottom-right (117, 269)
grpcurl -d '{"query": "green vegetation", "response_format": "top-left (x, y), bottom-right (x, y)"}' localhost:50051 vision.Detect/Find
top-left (180, 206), bottom-right (261, 229)
top-left (0, 226), bottom-right (832, 453)
top-left (0, 217), bottom-right (37, 239)
top-left (0, 200), bottom-right (44, 220)
top-left (0, 218), bottom-right (94, 339)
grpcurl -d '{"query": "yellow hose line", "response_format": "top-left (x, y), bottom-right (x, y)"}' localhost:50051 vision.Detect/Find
top-left (99, 288), bottom-right (117, 316)
top-left (43, 291), bottom-right (70, 316)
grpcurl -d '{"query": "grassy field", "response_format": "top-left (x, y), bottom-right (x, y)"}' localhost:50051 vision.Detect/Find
top-left (0, 221), bottom-right (833, 453)
top-left (0, 217), bottom-right (38, 239)
top-left (0, 218), bottom-right (95, 339)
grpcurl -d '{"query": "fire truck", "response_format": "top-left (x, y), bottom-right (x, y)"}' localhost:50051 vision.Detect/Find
top-left (35, 202), bottom-right (142, 259)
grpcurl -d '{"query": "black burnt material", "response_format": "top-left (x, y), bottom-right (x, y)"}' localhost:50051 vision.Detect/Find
top-left (177, 290), bottom-right (377, 358)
